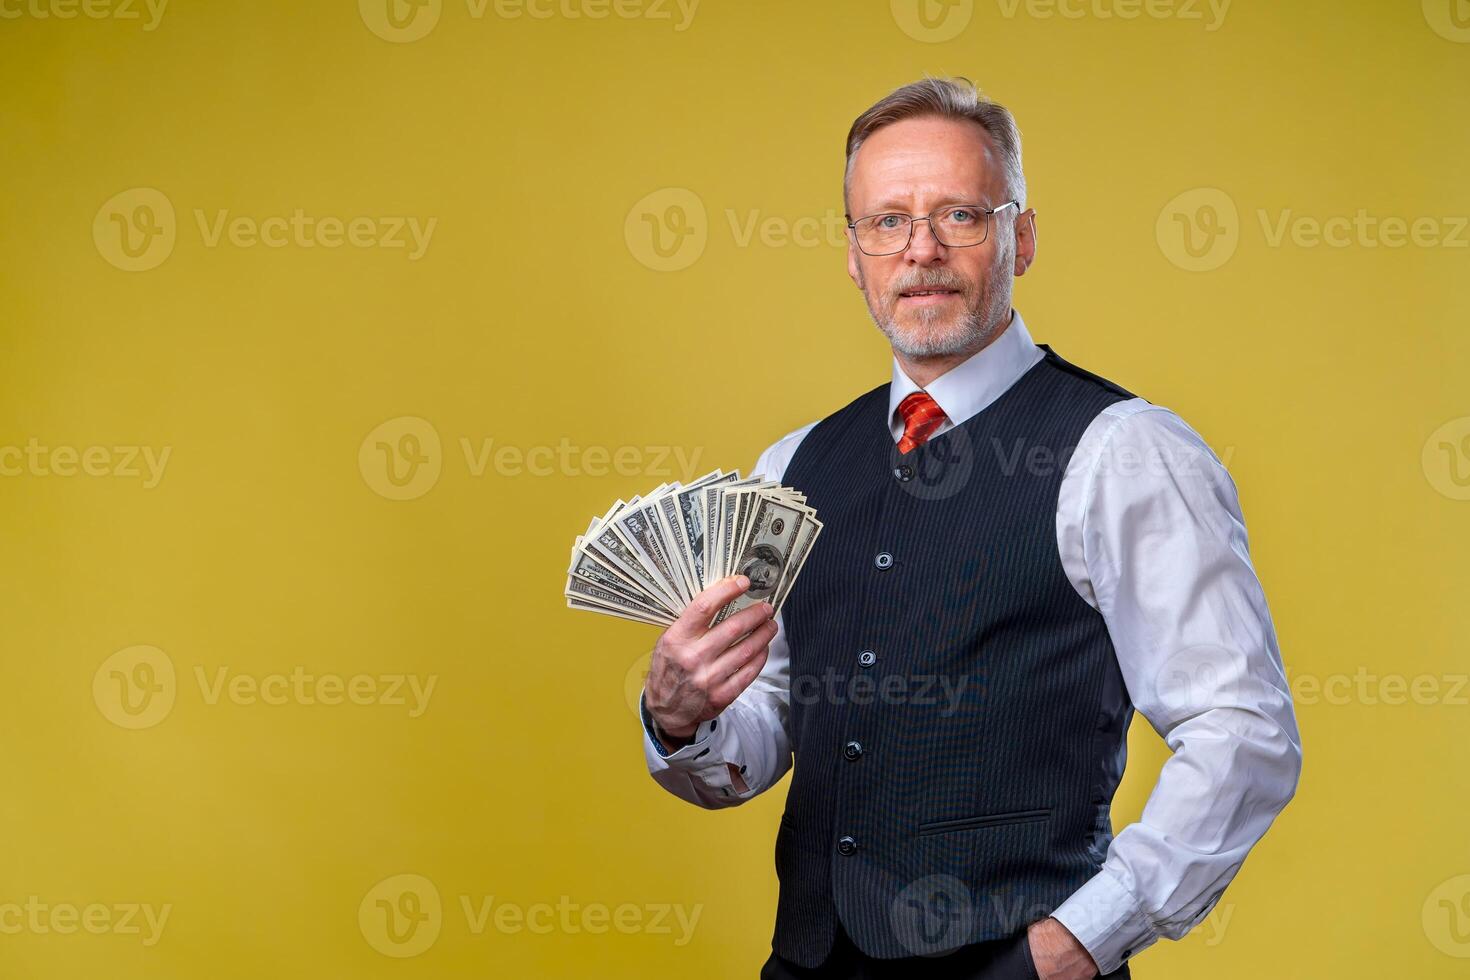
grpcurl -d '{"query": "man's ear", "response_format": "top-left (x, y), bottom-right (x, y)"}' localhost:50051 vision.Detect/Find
top-left (1014, 208), bottom-right (1038, 277)
top-left (846, 226), bottom-right (865, 289)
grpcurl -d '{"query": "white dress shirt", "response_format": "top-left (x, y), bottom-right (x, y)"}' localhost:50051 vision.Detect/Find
top-left (639, 309), bottom-right (1302, 973)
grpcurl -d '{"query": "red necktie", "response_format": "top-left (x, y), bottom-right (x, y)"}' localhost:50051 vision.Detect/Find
top-left (897, 391), bottom-right (948, 454)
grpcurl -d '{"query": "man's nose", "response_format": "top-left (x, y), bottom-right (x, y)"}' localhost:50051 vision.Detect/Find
top-left (904, 217), bottom-right (946, 263)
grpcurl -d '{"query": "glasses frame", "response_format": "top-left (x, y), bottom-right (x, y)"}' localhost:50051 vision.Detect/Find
top-left (846, 200), bottom-right (1021, 256)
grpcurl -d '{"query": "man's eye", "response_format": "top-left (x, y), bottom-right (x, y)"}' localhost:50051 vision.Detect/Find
top-left (945, 208), bottom-right (976, 224)
top-left (875, 214), bottom-right (905, 230)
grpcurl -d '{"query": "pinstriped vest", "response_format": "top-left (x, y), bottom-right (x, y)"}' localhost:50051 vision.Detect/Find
top-left (773, 345), bottom-right (1137, 966)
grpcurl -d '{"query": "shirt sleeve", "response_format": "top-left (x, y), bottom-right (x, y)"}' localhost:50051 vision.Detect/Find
top-left (640, 422), bottom-right (817, 808)
top-left (1050, 399), bottom-right (1303, 974)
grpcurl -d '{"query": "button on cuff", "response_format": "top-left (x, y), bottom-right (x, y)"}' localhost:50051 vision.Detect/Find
top-left (1050, 867), bottom-right (1160, 975)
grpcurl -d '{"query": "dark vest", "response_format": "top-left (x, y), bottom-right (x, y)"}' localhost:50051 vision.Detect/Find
top-left (773, 344), bottom-right (1139, 966)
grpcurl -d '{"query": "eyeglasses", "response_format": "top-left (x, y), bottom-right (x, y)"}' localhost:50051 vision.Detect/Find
top-left (846, 201), bottom-right (1019, 256)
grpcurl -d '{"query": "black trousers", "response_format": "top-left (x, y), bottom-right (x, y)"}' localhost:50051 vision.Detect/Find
top-left (759, 919), bottom-right (1132, 980)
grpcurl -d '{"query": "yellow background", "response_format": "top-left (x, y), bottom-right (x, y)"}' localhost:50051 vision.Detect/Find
top-left (3, 0), bottom-right (1468, 976)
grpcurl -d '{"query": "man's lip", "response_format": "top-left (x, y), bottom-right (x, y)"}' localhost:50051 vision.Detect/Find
top-left (899, 288), bottom-right (961, 298)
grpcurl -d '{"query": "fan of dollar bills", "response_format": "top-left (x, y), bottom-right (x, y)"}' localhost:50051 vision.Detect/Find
top-left (565, 470), bottom-right (822, 627)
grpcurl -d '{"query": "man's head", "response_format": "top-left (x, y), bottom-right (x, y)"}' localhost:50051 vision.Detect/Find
top-left (843, 77), bottom-right (1038, 362)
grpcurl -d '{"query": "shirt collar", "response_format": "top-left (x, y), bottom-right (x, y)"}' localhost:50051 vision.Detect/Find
top-left (888, 308), bottom-right (1044, 442)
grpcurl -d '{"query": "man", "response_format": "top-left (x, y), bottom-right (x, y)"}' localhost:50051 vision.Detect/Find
top-left (638, 77), bottom-right (1301, 979)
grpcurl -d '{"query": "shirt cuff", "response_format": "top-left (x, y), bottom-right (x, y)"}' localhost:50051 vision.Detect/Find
top-left (1050, 868), bottom-right (1160, 975)
top-left (640, 688), bottom-right (718, 762)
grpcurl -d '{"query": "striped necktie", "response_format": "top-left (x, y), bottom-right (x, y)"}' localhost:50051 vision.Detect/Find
top-left (896, 391), bottom-right (948, 454)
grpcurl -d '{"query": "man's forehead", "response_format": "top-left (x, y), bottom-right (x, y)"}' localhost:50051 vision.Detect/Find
top-left (850, 117), bottom-right (999, 210)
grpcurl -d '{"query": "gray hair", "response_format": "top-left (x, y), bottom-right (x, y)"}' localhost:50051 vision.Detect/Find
top-left (843, 76), bottom-right (1026, 216)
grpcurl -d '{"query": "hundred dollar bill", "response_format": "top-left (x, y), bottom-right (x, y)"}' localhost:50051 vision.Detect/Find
top-left (718, 482), bottom-right (777, 581)
top-left (711, 494), bottom-right (806, 626)
top-left (703, 477), bottom-right (765, 587)
top-left (772, 515), bottom-right (821, 613)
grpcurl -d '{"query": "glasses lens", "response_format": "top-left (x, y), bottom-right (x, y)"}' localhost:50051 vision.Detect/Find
top-left (931, 205), bottom-right (990, 247)
top-left (854, 214), bottom-right (910, 255)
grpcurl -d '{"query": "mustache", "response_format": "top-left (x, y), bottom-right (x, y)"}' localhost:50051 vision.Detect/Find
top-left (889, 271), bottom-right (972, 296)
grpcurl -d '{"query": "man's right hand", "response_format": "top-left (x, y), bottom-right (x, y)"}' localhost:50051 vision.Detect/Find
top-left (644, 574), bottom-right (779, 748)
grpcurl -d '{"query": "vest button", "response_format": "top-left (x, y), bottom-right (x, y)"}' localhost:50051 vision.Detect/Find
top-left (836, 836), bottom-right (857, 856)
top-left (874, 552), bottom-right (893, 569)
top-left (843, 740), bottom-right (863, 760)
top-left (893, 463), bottom-right (913, 482)
top-left (857, 650), bottom-right (877, 668)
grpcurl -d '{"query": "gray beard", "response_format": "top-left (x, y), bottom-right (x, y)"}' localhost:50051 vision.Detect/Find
top-left (866, 274), bottom-right (1013, 359)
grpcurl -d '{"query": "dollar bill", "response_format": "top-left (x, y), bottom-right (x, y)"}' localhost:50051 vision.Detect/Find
top-left (565, 469), bottom-right (822, 629)
top-left (710, 494), bottom-right (807, 626)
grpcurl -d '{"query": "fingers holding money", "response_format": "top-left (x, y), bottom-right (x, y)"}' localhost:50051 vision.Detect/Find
top-left (668, 574), bottom-right (754, 642)
top-left (709, 616), bottom-right (778, 706)
top-left (701, 595), bottom-right (775, 651)
top-left (644, 582), bottom-right (777, 738)
top-left (568, 468), bottom-right (819, 745)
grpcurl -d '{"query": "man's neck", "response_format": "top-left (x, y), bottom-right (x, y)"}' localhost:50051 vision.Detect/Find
top-left (894, 309), bottom-right (1014, 389)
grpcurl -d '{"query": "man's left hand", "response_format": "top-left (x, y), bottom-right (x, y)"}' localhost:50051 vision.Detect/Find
top-left (1025, 917), bottom-right (1098, 980)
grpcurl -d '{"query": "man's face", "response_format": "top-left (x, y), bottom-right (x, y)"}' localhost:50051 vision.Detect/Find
top-left (845, 115), bottom-right (1036, 359)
